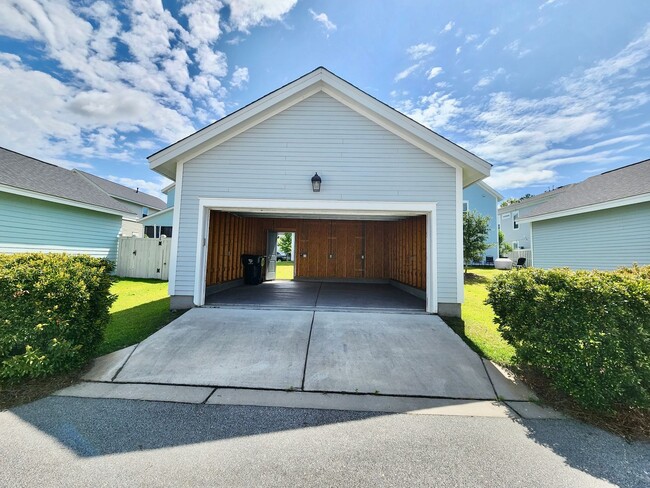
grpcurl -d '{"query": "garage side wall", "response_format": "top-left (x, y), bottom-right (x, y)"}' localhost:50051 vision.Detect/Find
top-left (176, 92), bottom-right (459, 305)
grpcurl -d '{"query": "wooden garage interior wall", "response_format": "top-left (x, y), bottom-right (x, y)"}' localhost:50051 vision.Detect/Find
top-left (205, 210), bottom-right (426, 290)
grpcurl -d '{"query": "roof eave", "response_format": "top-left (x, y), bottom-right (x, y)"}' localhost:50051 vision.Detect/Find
top-left (148, 68), bottom-right (491, 184)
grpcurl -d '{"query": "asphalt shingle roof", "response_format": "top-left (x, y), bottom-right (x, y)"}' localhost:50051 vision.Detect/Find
top-left (0, 147), bottom-right (133, 214)
top-left (526, 159), bottom-right (650, 218)
top-left (76, 171), bottom-right (165, 210)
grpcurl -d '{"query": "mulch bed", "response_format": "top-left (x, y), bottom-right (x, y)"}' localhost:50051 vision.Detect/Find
top-left (0, 370), bottom-right (83, 411)
top-left (516, 366), bottom-right (649, 441)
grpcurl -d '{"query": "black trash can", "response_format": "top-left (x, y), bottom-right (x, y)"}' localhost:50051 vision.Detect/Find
top-left (241, 254), bottom-right (265, 285)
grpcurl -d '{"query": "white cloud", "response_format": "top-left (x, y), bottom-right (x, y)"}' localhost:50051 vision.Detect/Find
top-left (180, 0), bottom-right (223, 46)
top-left (475, 68), bottom-right (505, 89)
top-left (426, 67), bottom-right (443, 80)
top-left (394, 63), bottom-right (422, 82)
top-left (230, 66), bottom-right (250, 89)
top-left (465, 34), bottom-right (478, 44)
top-left (397, 24), bottom-right (650, 190)
top-left (225, 0), bottom-right (298, 33)
top-left (455, 46), bottom-right (462, 55)
top-left (406, 43), bottom-right (435, 60)
top-left (539, 0), bottom-right (560, 10)
top-left (440, 21), bottom-right (454, 33)
top-left (505, 39), bottom-right (532, 58)
top-left (308, 9), bottom-right (336, 31)
top-left (398, 92), bottom-right (463, 130)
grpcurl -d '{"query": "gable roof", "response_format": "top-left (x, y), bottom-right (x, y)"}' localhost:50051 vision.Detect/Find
top-left (522, 159), bottom-right (650, 222)
top-left (498, 186), bottom-right (570, 215)
top-left (76, 170), bottom-right (165, 210)
top-left (148, 67), bottom-right (492, 186)
top-left (0, 147), bottom-right (132, 215)
top-left (475, 181), bottom-right (504, 201)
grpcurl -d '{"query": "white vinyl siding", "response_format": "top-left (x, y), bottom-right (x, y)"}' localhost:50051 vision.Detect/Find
top-left (176, 92), bottom-right (459, 303)
top-left (0, 191), bottom-right (122, 260)
top-left (532, 201), bottom-right (650, 270)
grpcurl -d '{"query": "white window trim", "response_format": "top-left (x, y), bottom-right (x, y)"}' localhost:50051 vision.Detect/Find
top-left (512, 240), bottom-right (519, 249)
top-left (192, 198), bottom-right (439, 313)
top-left (462, 200), bottom-right (469, 213)
top-left (501, 212), bottom-right (510, 219)
top-left (512, 211), bottom-right (519, 230)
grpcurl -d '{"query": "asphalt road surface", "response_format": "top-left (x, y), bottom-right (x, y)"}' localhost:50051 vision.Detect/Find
top-left (0, 396), bottom-right (648, 487)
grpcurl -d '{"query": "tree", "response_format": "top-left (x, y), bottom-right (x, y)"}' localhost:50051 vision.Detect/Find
top-left (277, 232), bottom-right (293, 256)
top-left (499, 197), bottom-right (520, 208)
top-left (498, 229), bottom-right (513, 257)
top-left (463, 210), bottom-right (492, 273)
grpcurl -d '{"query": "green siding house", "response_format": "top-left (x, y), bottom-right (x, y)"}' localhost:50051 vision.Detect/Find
top-left (0, 147), bottom-right (130, 260)
top-left (521, 159), bottom-right (650, 270)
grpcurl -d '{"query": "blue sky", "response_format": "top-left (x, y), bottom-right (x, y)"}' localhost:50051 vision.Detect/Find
top-left (0, 1), bottom-right (649, 199)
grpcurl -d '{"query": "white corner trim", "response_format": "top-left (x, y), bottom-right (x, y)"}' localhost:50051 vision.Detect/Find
top-left (167, 162), bottom-right (184, 296)
top-left (0, 183), bottom-right (126, 217)
top-left (520, 192), bottom-right (650, 223)
top-left (456, 167), bottom-right (464, 304)
top-left (191, 198), bottom-right (438, 312)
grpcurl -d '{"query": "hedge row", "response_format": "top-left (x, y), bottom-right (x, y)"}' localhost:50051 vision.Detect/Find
top-left (0, 253), bottom-right (115, 382)
top-left (486, 266), bottom-right (650, 411)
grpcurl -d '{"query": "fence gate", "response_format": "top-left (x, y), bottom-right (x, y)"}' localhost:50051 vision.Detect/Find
top-left (116, 237), bottom-right (171, 280)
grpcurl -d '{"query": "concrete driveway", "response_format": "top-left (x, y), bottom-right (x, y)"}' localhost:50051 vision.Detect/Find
top-left (71, 307), bottom-right (522, 402)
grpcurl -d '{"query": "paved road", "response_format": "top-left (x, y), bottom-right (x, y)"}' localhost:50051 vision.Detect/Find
top-left (0, 396), bottom-right (648, 487)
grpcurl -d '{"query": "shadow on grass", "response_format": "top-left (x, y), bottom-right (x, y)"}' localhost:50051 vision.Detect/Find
top-left (463, 272), bottom-right (492, 285)
top-left (440, 315), bottom-right (488, 359)
top-left (97, 297), bottom-right (185, 357)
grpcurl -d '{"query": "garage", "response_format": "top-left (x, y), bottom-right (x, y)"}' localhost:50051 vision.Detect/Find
top-left (200, 208), bottom-right (430, 311)
top-left (147, 68), bottom-right (493, 316)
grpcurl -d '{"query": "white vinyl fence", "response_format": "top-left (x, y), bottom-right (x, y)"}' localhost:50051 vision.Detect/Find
top-left (116, 237), bottom-right (171, 280)
top-left (506, 248), bottom-right (533, 267)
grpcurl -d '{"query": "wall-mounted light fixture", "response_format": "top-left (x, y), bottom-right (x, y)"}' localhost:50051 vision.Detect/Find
top-left (311, 172), bottom-right (322, 192)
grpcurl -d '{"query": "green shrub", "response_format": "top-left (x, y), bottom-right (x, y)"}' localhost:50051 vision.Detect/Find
top-left (486, 266), bottom-right (650, 411)
top-left (0, 253), bottom-right (116, 382)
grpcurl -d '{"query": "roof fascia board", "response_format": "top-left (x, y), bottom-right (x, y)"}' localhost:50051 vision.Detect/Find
top-left (320, 74), bottom-right (491, 177)
top-left (0, 183), bottom-right (126, 216)
top-left (138, 206), bottom-right (173, 223)
top-left (521, 192), bottom-right (650, 223)
top-left (162, 182), bottom-right (176, 193)
top-left (476, 180), bottom-right (504, 201)
top-left (149, 71), bottom-right (324, 168)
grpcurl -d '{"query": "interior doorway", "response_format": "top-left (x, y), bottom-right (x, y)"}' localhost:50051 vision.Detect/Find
top-left (274, 231), bottom-right (295, 280)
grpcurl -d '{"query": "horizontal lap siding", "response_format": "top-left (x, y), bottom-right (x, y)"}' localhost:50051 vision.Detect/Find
top-left (177, 92), bottom-right (458, 302)
top-left (532, 202), bottom-right (650, 270)
top-left (0, 192), bottom-right (121, 260)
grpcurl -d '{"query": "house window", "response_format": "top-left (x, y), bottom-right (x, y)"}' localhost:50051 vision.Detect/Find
top-left (463, 201), bottom-right (469, 214)
top-left (142, 207), bottom-right (149, 217)
top-left (144, 226), bottom-right (155, 238)
top-left (501, 212), bottom-right (510, 219)
top-left (512, 240), bottom-right (519, 249)
top-left (512, 211), bottom-right (519, 229)
top-left (160, 226), bottom-right (173, 238)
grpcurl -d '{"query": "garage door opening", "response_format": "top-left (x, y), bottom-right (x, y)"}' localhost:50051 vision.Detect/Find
top-left (201, 209), bottom-right (430, 312)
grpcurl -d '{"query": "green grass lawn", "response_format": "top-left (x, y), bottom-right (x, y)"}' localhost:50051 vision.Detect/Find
top-left (444, 267), bottom-right (516, 365)
top-left (97, 278), bottom-right (183, 356)
top-left (276, 261), bottom-right (295, 280)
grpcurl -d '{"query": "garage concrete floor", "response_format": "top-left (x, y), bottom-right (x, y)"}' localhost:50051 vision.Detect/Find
top-left (108, 308), bottom-right (495, 400)
top-left (205, 280), bottom-right (426, 312)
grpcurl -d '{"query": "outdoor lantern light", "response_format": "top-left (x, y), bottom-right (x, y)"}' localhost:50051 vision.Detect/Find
top-left (311, 172), bottom-right (322, 192)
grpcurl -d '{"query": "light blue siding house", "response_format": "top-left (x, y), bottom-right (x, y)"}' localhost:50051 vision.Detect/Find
top-left (521, 159), bottom-right (650, 270)
top-left (463, 181), bottom-right (503, 262)
top-left (0, 147), bottom-right (130, 260)
top-left (139, 183), bottom-right (175, 237)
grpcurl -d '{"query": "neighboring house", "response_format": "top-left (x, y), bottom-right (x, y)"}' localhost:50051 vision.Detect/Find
top-left (139, 182), bottom-right (175, 238)
top-left (0, 147), bottom-right (130, 260)
top-left (147, 67), bottom-right (492, 315)
top-left (497, 187), bottom-right (565, 252)
top-left (521, 159), bottom-right (650, 270)
top-left (75, 170), bottom-right (165, 237)
top-left (463, 181), bottom-right (503, 262)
